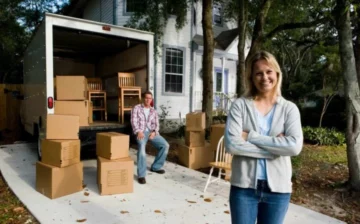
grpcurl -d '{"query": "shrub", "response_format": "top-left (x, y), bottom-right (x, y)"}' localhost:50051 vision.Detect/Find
top-left (302, 126), bottom-right (345, 146)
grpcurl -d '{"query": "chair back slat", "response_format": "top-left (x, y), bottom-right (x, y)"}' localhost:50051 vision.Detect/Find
top-left (215, 135), bottom-right (233, 164)
top-left (118, 72), bottom-right (136, 87)
top-left (87, 78), bottom-right (103, 91)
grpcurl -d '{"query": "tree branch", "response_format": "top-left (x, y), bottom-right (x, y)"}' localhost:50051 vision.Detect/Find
top-left (266, 17), bottom-right (329, 39)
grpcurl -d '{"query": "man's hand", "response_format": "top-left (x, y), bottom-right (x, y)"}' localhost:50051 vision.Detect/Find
top-left (242, 131), bottom-right (249, 141)
top-left (277, 133), bottom-right (285, 137)
top-left (137, 131), bottom-right (144, 140)
top-left (149, 131), bottom-right (156, 140)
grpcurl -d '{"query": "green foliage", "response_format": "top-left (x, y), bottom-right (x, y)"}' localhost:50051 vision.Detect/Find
top-left (158, 103), bottom-right (185, 137)
top-left (302, 126), bottom-right (345, 146)
top-left (125, 0), bottom-right (189, 57)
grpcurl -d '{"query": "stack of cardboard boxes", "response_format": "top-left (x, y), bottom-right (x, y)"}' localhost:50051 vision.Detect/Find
top-left (54, 76), bottom-right (92, 126)
top-left (36, 114), bottom-right (83, 199)
top-left (177, 112), bottom-right (213, 170)
top-left (96, 132), bottom-right (134, 195)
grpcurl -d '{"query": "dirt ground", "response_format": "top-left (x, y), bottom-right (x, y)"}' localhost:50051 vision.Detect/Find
top-left (0, 173), bottom-right (39, 224)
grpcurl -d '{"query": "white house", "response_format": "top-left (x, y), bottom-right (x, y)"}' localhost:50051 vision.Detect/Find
top-left (65, 0), bottom-right (248, 122)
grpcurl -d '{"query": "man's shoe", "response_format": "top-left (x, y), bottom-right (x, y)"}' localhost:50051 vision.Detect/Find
top-left (150, 168), bottom-right (165, 174)
top-left (138, 177), bottom-right (146, 184)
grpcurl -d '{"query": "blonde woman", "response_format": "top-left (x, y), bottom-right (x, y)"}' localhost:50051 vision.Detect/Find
top-left (225, 51), bottom-right (303, 224)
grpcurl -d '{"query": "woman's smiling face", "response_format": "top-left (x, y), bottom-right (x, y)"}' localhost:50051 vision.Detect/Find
top-left (252, 59), bottom-right (278, 95)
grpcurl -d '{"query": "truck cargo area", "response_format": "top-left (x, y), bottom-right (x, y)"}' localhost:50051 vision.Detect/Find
top-left (53, 25), bottom-right (148, 124)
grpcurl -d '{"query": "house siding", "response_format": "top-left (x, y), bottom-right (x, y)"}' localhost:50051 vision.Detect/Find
top-left (83, 0), bottom-right (101, 22)
top-left (101, 0), bottom-right (114, 24)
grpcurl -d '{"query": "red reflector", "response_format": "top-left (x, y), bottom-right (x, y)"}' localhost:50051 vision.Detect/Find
top-left (48, 97), bottom-right (54, 109)
top-left (102, 26), bottom-right (111, 31)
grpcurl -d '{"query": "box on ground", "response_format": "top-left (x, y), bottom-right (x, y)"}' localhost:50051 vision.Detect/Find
top-left (96, 132), bottom-right (129, 160)
top-left (185, 130), bottom-right (205, 147)
top-left (210, 124), bottom-right (226, 152)
top-left (46, 114), bottom-right (79, 140)
top-left (36, 161), bottom-right (83, 199)
top-left (56, 76), bottom-right (88, 100)
top-left (54, 100), bottom-right (90, 126)
top-left (97, 156), bottom-right (134, 195)
top-left (186, 112), bottom-right (205, 131)
top-left (177, 142), bottom-right (213, 170)
top-left (41, 139), bottom-right (80, 167)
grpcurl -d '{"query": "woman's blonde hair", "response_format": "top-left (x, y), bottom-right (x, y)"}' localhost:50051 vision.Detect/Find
top-left (244, 50), bottom-right (283, 98)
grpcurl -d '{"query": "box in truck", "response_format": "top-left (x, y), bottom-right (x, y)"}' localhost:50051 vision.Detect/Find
top-left (21, 13), bottom-right (154, 159)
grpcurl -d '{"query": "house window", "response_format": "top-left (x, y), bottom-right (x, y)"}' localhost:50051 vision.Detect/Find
top-left (164, 48), bottom-right (184, 94)
top-left (125, 0), bottom-right (142, 13)
top-left (216, 72), bottom-right (222, 92)
top-left (213, 3), bottom-right (222, 26)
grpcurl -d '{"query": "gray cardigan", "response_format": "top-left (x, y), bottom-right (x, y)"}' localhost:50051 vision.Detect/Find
top-left (224, 96), bottom-right (303, 193)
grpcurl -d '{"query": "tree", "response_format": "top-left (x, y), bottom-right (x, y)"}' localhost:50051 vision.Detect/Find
top-left (125, 0), bottom-right (189, 56)
top-left (237, 0), bottom-right (247, 96)
top-left (334, 0), bottom-right (360, 190)
top-left (202, 0), bottom-right (214, 129)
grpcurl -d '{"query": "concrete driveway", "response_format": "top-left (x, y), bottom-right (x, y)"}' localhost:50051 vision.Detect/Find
top-left (0, 143), bottom-right (345, 224)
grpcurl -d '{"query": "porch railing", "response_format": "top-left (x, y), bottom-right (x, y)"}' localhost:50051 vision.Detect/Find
top-left (194, 91), bottom-right (237, 115)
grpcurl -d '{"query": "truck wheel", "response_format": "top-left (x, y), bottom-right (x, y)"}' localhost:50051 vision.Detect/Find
top-left (37, 134), bottom-right (42, 161)
top-left (35, 124), bottom-right (44, 161)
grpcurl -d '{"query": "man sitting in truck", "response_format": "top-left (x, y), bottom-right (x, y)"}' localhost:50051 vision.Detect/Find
top-left (130, 91), bottom-right (169, 184)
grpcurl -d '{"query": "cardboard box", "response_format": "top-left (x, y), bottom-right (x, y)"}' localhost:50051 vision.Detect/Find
top-left (210, 124), bottom-right (226, 152)
top-left (96, 132), bottom-right (129, 159)
top-left (36, 161), bottom-right (83, 199)
top-left (177, 143), bottom-right (213, 170)
top-left (186, 112), bottom-right (205, 131)
top-left (41, 139), bottom-right (80, 167)
top-left (56, 76), bottom-right (88, 100)
top-left (54, 100), bottom-right (90, 126)
top-left (185, 130), bottom-right (205, 147)
top-left (89, 101), bottom-right (93, 124)
top-left (97, 156), bottom-right (134, 195)
top-left (46, 114), bottom-right (79, 140)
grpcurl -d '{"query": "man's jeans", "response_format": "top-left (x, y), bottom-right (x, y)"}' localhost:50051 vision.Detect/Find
top-left (229, 180), bottom-right (291, 224)
top-left (136, 131), bottom-right (169, 178)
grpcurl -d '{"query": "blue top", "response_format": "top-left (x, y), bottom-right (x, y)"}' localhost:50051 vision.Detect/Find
top-left (255, 105), bottom-right (276, 180)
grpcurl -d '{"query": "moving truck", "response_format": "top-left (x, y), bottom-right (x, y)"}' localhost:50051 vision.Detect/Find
top-left (21, 13), bottom-right (154, 159)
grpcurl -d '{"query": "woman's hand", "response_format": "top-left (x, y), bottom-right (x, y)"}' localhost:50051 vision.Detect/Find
top-left (242, 131), bottom-right (249, 141)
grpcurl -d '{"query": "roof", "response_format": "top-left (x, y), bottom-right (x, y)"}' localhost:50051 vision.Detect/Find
top-left (193, 28), bottom-right (238, 51)
top-left (215, 28), bottom-right (238, 50)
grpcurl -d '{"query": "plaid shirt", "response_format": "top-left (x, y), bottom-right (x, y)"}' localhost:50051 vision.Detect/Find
top-left (131, 104), bottom-right (159, 135)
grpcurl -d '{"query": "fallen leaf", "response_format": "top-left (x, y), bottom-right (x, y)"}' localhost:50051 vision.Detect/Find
top-left (84, 192), bottom-right (89, 196)
top-left (13, 207), bottom-right (24, 213)
top-left (224, 210), bottom-right (230, 214)
top-left (187, 200), bottom-right (197, 203)
top-left (154, 210), bottom-right (162, 213)
top-left (82, 184), bottom-right (87, 188)
top-left (76, 219), bottom-right (87, 222)
top-left (80, 201), bottom-right (89, 203)
top-left (120, 211), bottom-right (129, 214)
top-left (204, 198), bottom-right (212, 202)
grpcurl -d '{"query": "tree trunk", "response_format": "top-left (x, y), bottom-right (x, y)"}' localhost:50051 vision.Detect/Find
top-left (236, 0), bottom-right (247, 96)
top-left (247, 0), bottom-right (272, 59)
top-left (202, 0), bottom-right (214, 129)
top-left (335, 0), bottom-right (360, 191)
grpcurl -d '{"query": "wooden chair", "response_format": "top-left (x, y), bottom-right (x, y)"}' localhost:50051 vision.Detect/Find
top-left (203, 135), bottom-right (232, 193)
top-left (88, 78), bottom-right (107, 121)
top-left (118, 72), bottom-right (141, 123)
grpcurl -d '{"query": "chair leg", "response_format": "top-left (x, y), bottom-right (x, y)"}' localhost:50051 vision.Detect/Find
top-left (204, 167), bottom-right (215, 193)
